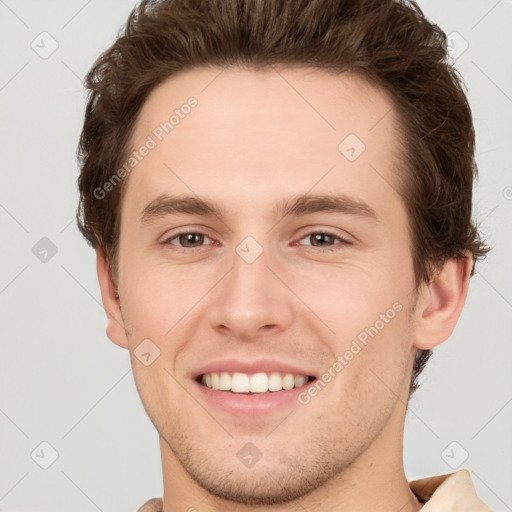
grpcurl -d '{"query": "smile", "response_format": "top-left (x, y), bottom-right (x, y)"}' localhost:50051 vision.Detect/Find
top-left (199, 371), bottom-right (313, 393)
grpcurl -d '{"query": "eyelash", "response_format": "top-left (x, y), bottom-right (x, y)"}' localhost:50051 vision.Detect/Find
top-left (162, 230), bottom-right (351, 252)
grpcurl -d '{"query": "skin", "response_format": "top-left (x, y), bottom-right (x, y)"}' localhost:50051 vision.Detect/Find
top-left (96, 66), bottom-right (473, 511)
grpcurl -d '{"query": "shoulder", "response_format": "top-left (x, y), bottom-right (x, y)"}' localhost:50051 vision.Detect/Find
top-left (409, 469), bottom-right (493, 511)
top-left (137, 497), bottom-right (163, 512)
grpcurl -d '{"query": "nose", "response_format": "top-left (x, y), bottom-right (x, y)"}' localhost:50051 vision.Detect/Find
top-left (208, 243), bottom-right (294, 341)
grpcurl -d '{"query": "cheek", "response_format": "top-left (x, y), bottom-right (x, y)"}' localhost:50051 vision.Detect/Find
top-left (130, 361), bottom-right (182, 432)
top-left (290, 258), bottom-right (408, 339)
top-left (337, 307), bottom-right (413, 412)
top-left (295, 262), bottom-right (413, 405)
top-left (118, 255), bottom-right (211, 341)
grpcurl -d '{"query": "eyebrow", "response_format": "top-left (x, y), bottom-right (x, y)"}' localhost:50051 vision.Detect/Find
top-left (139, 192), bottom-right (378, 225)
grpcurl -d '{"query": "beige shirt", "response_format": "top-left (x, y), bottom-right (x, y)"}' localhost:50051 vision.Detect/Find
top-left (409, 469), bottom-right (493, 511)
top-left (138, 469), bottom-right (493, 511)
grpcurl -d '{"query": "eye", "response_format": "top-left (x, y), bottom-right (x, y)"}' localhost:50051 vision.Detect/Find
top-left (164, 232), bottom-right (214, 248)
top-left (297, 231), bottom-right (351, 250)
top-left (161, 230), bottom-right (351, 251)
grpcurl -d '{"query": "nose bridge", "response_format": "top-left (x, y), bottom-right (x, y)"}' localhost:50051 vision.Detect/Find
top-left (210, 235), bottom-right (293, 338)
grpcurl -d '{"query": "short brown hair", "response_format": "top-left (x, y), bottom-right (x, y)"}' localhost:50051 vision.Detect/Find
top-left (76, 0), bottom-right (489, 398)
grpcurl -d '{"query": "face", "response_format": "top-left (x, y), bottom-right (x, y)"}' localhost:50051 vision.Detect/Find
top-left (114, 66), bottom-right (420, 504)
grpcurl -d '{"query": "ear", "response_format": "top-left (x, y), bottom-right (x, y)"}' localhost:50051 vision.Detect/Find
top-left (413, 253), bottom-right (473, 350)
top-left (96, 247), bottom-right (129, 349)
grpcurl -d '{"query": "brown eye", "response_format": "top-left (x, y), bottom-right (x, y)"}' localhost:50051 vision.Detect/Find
top-left (299, 232), bottom-right (346, 248)
top-left (308, 233), bottom-right (338, 247)
top-left (165, 232), bottom-right (213, 248)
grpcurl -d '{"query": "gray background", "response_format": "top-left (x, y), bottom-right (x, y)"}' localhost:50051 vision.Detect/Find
top-left (0, 0), bottom-right (511, 510)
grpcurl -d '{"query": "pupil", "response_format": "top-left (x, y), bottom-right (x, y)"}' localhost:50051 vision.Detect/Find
top-left (313, 233), bottom-right (331, 246)
top-left (181, 233), bottom-right (203, 246)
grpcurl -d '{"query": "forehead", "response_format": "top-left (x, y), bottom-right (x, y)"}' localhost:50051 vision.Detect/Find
top-left (131, 65), bottom-right (398, 148)
top-left (124, 65), bottom-right (404, 221)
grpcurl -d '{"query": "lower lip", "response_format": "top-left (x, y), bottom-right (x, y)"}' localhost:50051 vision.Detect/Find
top-left (192, 378), bottom-right (315, 416)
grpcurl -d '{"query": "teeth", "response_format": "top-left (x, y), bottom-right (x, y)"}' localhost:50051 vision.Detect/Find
top-left (201, 371), bottom-right (310, 393)
top-left (268, 372), bottom-right (282, 391)
top-left (294, 375), bottom-right (307, 387)
top-left (231, 372), bottom-right (250, 392)
top-left (219, 372), bottom-right (231, 391)
top-left (250, 372), bottom-right (268, 393)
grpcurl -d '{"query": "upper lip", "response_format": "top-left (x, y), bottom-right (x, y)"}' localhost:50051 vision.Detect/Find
top-left (192, 358), bottom-right (317, 380)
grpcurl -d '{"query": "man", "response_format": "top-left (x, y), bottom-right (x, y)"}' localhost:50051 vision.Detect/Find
top-left (76, 0), bottom-right (492, 510)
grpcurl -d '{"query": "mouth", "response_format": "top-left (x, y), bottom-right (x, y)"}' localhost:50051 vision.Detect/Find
top-left (196, 371), bottom-right (316, 394)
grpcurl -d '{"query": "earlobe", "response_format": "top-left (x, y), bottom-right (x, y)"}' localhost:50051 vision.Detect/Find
top-left (413, 253), bottom-right (473, 351)
top-left (96, 248), bottom-right (129, 350)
